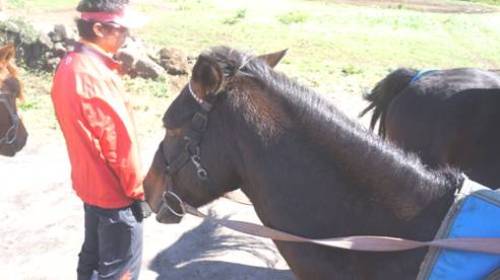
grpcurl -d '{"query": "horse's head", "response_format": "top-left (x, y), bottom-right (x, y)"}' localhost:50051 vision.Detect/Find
top-left (0, 43), bottom-right (27, 157)
top-left (144, 46), bottom-right (287, 224)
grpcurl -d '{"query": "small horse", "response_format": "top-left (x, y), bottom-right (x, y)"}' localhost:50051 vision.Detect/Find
top-left (0, 43), bottom-right (27, 157)
top-left (360, 68), bottom-right (500, 189)
top-left (144, 47), bottom-right (463, 279)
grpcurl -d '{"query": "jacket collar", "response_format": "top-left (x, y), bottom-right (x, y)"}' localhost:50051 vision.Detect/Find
top-left (76, 40), bottom-right (122, 71)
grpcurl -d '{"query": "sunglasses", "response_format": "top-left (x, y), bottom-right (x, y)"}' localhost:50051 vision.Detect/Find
top-left (102, 22), bottom-right (129, 35)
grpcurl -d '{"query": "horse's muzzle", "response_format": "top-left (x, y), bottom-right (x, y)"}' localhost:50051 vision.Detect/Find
top-left (156, 201), bottom-right (183, 224)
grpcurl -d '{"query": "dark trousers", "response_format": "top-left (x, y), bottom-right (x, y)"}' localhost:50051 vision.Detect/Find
top-left (77, 203), bottom-right (143, 280)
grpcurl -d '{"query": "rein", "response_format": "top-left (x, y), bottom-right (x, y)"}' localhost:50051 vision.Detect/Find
top-left (0, 90), bottom-right (19, 146)
top-left (162, 184), bottom-right (500, 255)
top-left (183, 200), bottom-right (500, 254)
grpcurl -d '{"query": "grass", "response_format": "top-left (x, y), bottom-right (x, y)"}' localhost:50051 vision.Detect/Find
top-left (6, 0), bottom-right (72, 10)
top-left (5, 0), bottom-right (500, 141)
top-left (222, 9), bottom-right (247, 25)
top-left (278, 11), bottom-right (309, 24)
top-left (459, 0), bottom-right (500, 5)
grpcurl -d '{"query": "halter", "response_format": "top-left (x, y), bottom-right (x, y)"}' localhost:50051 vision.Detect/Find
top-left (157, 55), bottom-right (257, 218)
top-left (0, 90), bottom-right (20, 146)
top-left (158, 82), bottom-right (221, 217)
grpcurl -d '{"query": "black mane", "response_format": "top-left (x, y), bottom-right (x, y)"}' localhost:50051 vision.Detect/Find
top-left (204, 46), bottom-right (461, 220)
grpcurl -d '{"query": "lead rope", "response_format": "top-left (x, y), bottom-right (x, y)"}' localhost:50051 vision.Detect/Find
top-left (181, 202), bottom-right (500, 254)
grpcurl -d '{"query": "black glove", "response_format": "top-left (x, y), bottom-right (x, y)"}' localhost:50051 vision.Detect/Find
top-left (131, 200), bottom-right (152, 222)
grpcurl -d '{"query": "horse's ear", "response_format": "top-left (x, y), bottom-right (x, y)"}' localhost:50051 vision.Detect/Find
top-left (257, 49), bottom-right (288, 68)
top-left (0, 44), bottom-right (16, 63)
top-left (191, 54), bottom-right (224, 100)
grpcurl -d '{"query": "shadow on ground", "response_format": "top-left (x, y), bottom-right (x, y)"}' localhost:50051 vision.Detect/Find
top-left (149, 209), bottom-right (294, 280)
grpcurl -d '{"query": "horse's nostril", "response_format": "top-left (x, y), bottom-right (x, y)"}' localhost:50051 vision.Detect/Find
top-left (156, 204), bottom-right (183, 224)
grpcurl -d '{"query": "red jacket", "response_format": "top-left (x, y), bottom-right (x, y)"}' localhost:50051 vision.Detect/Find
top-left (51, 42), bottom-right (144, 208)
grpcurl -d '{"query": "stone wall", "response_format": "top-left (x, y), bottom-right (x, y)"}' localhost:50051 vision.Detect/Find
top-left (0, 17), bottom-right (190, 80)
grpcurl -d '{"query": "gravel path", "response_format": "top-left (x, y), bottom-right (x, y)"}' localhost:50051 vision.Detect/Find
top-left (0, 88), bottom-right (370, 280)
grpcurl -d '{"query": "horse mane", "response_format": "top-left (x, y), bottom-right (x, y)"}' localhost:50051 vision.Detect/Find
top-left (8, 62), bottom-right (23, 101)
top-left (1, 61), bottom-right (23, 101)
top-left (203, 46), bottom-right (461, 220)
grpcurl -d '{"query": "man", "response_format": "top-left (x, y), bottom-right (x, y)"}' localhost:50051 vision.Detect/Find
top-left (51, 1), bottom-right (150, 279)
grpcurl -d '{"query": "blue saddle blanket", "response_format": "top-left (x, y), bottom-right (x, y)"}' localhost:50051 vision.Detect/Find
top-left (417, 179), bottom-right (500, 280)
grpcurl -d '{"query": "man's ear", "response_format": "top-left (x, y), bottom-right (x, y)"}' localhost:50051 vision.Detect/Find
top-left (0, 43), bottom-right (15, 63)
top-left (190, 54), bottom-right (224, 101)
top-left (257, 49), bottom-right (288, 68)
top-left (92, 22), bottom-right (106, 38)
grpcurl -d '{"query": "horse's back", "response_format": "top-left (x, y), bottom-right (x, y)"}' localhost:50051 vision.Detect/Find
top-left (442, 88), bottom-right (500, 188)
top-left (385, 70), bottom-right (500, 188)
top-left (407, 68), bottom-right (500, 98)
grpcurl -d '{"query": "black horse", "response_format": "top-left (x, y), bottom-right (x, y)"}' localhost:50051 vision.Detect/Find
top-left (144, 47), bottom-right (464, 279)
top-left (360, 68), bottom-right (500, 189)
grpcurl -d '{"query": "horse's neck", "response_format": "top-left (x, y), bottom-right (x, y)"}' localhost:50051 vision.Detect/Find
top-left (299, 94), bottom-right (458, 220)
top-left (231, 87), bottom-right (457, 226)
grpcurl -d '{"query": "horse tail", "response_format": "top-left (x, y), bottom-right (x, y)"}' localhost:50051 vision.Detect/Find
top-left (359, 68), bottom-right (417, 138)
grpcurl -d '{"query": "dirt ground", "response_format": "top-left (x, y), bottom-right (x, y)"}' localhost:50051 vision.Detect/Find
top-left (0, 87), bottom-right (368, 280)
top-left (0, 131), bottom-right (292, 280)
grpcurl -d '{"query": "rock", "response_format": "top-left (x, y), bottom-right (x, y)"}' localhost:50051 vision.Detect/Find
top-left (0, 18), bottom-right (185, 77)
top-left (48, 24), bottom-right (67, 43)
top-left (115, 50), bottom-right (136, 75)
top-left (116, 39), bottom-right (166, 80)
top-left (158, 47), bottom-right (189, 75)
top-left (23, 33), bottom-right (53, 69)
top-left (46, 57), bottom-right (61, 71)
top-left (53, 42), bottom-right (67, 57)
top-left (64, 38), bottom-right (77, 52)
top-left (187, 55), bottom-right (196, 65)
top-left (37, 32), bottom-right (54, 49)
top-left (135, 57), bottom-right (165, 80)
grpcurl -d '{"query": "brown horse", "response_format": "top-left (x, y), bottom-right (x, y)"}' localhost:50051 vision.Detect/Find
top-left (143, 47), bottom-right (463, 279)
top-left (360, 68), bottom-right (500, 189)
top-left (0, 44), bottom-right (27, 156)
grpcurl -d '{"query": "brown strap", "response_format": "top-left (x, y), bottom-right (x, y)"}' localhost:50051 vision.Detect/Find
top-left (183, 204), bottom-right (500, 254)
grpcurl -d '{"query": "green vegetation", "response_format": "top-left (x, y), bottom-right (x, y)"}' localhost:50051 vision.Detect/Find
top-left (459, 0), bottom-right (500, 5)
top-left (5, 0), bottom-right (500, 139)
top-left (6, 0), bottom-right (72, 10)
top-left (223, 9), bottom-right (247, 25)
top-left (278, 11), bottom-right (309, 24)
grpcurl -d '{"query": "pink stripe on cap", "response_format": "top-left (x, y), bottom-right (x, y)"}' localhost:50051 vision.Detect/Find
top-left (79, 7), bottom-right (148, 28)
top-left (81, 10), bottom-right (125, 23)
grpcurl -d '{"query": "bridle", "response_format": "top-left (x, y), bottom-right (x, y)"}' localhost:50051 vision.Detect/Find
top-left (0, 90), bottom-right (20, 146)
top-left (158, 82), bottom-right (221, 218)
top-left (157, 57), bottom-right (256, 218)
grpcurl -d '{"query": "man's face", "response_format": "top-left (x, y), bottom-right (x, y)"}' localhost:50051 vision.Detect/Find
top-left (93, 22), bottom-right (129, 54)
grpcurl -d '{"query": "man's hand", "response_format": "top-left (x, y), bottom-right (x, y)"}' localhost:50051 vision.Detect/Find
top-left (131, 200), bottom-right (152, 222)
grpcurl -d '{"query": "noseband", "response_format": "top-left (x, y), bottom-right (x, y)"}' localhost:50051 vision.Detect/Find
top-left (158, 82), bottom-right (221, 218)
top-left (0, 90), bottom-right (20, 146)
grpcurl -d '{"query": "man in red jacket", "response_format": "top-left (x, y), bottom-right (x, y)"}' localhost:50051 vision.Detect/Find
top-left (51, 1), bottom-right (150, 279)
